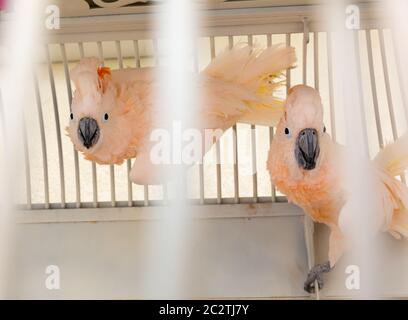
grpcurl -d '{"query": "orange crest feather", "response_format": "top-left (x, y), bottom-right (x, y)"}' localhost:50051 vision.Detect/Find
top-left (97, 66), bottom-right (111, 93)
top-left (97, 66), bottom-right (111, 79)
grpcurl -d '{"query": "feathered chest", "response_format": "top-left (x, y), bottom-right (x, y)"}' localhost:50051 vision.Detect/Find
top-left (269, 149), bottom-right (345, 223)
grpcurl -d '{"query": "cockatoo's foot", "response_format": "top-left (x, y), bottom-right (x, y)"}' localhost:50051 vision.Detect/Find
top-left (304, 261), bottom-right (331, 293)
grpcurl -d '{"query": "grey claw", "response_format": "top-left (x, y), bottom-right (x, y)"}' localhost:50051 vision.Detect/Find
top-left (304, 275), bottom-right (324, 293)
top-left (304, 261), bottom-right (331, 294)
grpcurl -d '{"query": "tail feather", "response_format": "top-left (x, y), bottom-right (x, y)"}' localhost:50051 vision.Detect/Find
top-left (203, 44), bottom-right (296, 127)
top-left (203, 44), bottom-right (296, 86)
top-left (389, 209), bottom-right (408, 240)
top-left (237, 104), bottom-right (285, 127)
top-left (375, 132), bottom-right (408, 239)
top-left (374, 133), bottom-right (408, 176)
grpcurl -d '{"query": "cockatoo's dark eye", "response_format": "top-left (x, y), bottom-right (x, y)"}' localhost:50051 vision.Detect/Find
top-left (284, 127), bottom-right (290, 136)
top-left (103, 113), bottom-right (109, 122)
top-left (323, 126), bottom-right (326, 133)
top-left (70, 113), bottom-right (74, 120)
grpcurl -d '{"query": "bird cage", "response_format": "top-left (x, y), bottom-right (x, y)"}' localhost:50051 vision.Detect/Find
top-left (2, 0), bottom-right (408, 299)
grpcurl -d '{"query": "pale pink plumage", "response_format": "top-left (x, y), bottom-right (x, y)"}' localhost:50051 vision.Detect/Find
top-left (267, 85), bottom-right (408, 266)
top-left (67, 45), bottom-right (296, 184)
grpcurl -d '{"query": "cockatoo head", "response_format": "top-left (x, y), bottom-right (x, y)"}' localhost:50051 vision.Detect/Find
top-left (276, 84), bottom-right (326, 171)
top-left (67, 58), bottom-right (145, 164)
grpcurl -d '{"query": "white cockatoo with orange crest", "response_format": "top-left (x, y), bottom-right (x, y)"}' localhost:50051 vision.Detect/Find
top-left (268, 85), bottom-right (408, 293)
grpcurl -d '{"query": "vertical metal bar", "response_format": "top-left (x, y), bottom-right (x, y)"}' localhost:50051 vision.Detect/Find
top-left (115, 40), bottom-right (123, 69)
top-left (228, 36), bottom-right (239, 204)
top-left (143, 174), bottom-right (149, 206)
top-left (314, 32), bottom-right (319, 91)
top-left (378, 29), bottom-right (398, 140)
top-left (327, 32), bottom-right (336, 142)
top-left (302, 19), bottom-right (309, 85)
top-left (353, 31), bottom-right (370, 157)
top-left (282, 34), bottom-right (291, 209)
top-left (248, 35), bottom-right (258, 202)
top-left (33, 72), bottom-right (50, 208)
top-left (303, 21), bottom-right (319, 299)
top-left (97, 41), bottom-right (116, 207)
top-left (251, 124), bottom-right (257, 202)
top-left (286, 33), bottom-right (291, 95)
top-left (133, 40), bottom-right (149, 206)
top-left (247, 34), bottom-right (253, 45)
top-left (391, 29), bottom-right (408, 184)
top-left (378, 29), bottom-right (405, 184)
top-left (45, 44), bottom-right (66, 208)
top-left (153, 39), bottom-right (168, 205)
top-left (109, 166), bottom-right (116, 206)
top-left (192, 38), bottom-right (200, 202)
top-left (232, 124), bottom-right (239, 204)
top-left (268, 33), bottom-right (276, 202)
top-left (198, 37), bottom-right (204, 204)
top-left (228, 35), bottom-right (233, 48)
top-left (78, 42), bottom-right (84, 58)
top-left (61, 43), bottom-right (81, 208)
top-left (22, 124), bottom-right (31, 209)
top-left (209, 36), bottom-right (222, 204)
top-left (303, 214), bottom-right (319, 299)
top-left (366, 30), bottom-right (384, 149)
top-left (115, 40), bottom-right (133, 207)
top-left (133, 40), bottom-right (141, 68)
top-left (389, 29), bottom-right (408, 185)
top-left (215, 137), bottom-right (222, 204)
top-left (79, 42), bottom-right (98, 207)
top-left (389, 30), bottom-right (408, 123)
top-left (97, 41), bottom-right (104, 62)
top-left (267, 34), bottom-right (272, 47)
top-left (269, 126), bottom-right (276, 202)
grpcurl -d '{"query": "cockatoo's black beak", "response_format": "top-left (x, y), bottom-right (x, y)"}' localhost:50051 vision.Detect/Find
top-left (78, 117), bottom-right (100, 149)
top-left (295, 128), bottom-right (320, 170)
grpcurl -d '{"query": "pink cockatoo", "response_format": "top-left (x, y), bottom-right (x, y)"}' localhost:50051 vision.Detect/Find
top-left (268, 85), bottom-right (408, 293)
top-left (67, 44), bottom-right (296, 184)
